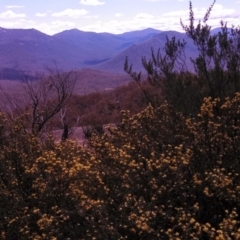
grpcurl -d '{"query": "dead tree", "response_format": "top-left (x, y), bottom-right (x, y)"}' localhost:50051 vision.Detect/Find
top-left (22, 66), bottom-right (77, 134)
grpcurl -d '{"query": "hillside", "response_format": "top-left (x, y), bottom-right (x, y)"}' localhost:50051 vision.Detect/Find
top-left (52, 29), bottom-right (160, 61)
top-left (0, 27), bottom-right (83, 74)
top-left (0, 68), bottom-right (132, 107)
top-left (73, 68), bottom-right (132, 94)
top-left (95, 31), bottom-right (198, 73)
top-left (0, 27), bottom-right (161, 79)
top-left (0, 26), bottom-right (221, 88)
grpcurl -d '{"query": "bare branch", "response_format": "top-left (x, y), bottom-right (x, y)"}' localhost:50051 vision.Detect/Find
top-left (21, 65), bottom-right (77, 134)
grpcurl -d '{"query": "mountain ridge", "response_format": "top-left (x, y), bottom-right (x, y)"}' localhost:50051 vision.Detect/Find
top-left (0, 26), bottom-right (222, 80)
top-left (0, 26), bottom-right (162, 78)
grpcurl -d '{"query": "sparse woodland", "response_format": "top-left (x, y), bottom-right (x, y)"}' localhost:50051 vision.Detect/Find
top-left (1, 1), bottom-right (240, 239)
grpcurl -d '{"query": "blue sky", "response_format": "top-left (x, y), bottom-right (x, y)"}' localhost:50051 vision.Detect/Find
top-left (0, 0), bottom-right (239, 35)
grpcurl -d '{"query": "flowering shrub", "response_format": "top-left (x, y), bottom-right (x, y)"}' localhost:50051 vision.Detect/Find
top-left (0, 93), bottom-right (240, 239)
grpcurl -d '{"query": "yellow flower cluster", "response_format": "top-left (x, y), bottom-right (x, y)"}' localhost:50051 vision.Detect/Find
top-left (0, 92), bottom-right (240, 239)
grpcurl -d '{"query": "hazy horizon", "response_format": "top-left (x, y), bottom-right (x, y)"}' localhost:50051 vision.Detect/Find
top-left (0, 0), bottom-right (239, 35)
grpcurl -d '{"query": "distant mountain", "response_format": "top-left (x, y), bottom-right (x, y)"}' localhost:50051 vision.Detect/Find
top-left (95, 31), bottom-right (198, 74)
top-left (115, 28), bottom-right (162, 50)
top-left (210, 27), bottom-right (234, 35)
top-left (53, 29), bottom-right (125, 63)
top-left (211, 27), bottom-right (222, 35)
top-left (1, 25), bottom-right (237, 97)
top-left (0, 27), bottom-right (162, 79)
top-left (117, 28), bottom-right (162, 41)
top-left (0, 27), bottom-right (83, 74)
top-left (52, 28), bottom-right (161, 62)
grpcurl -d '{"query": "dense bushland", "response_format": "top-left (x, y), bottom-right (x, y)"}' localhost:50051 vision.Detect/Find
top-left (0, 0), bottom-right (240, 239)
top-left (1, 93), bottom-right (240, 239)
top-left (125, 0), bottom-right (240, 116)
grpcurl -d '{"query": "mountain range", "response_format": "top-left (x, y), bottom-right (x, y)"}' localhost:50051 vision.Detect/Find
top-left (0, 27), bottom-right (162, 77)
top-left (0, 26), bottom-right (222, 92)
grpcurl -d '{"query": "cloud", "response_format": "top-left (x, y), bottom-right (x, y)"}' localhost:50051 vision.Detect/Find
top-left (78, 3), bottom-right (240, 34)
top-left (115, 13), bottom-right (123, 18)
top-left (80, 15), bottom-right (160, 34)
top-left (145, 0), bottom-right (165, 2)
top-left (0, 19), bottom-right (35, 30)
top-left (36, 20), bottom-right (77, 35)
top-left (35, 13), bottom-right (47, 17)
top-left (0, 1), bottom-right (239, 36)
top-left (134, 13), bottom-right (154, 19)
top-left (5, 5), bottom-right (25, 9)
top-left (52, 9), bottom-right (88, 18)
top-left (84, 15), bottom-right (99, 19)
top-left (0, 10), bottom-right (26, 19)
top-left (80, 0), bottom-right (105, 6)
top-left (162, 9), bottom-right (188, 18)
top-left (162, 4), bottom-right (236, 20)
top-left (49, 20), bottom-right (76, 28)
top-left (210, 3), bottom-right (236, 18)
top-left (0, 18), bottom-right (77, 35)
top-left (162, 4), bottom-right (240, 30)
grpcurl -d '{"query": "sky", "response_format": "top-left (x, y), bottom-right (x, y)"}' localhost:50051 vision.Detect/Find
top-left (0, 0), bottom-right (239, 35)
